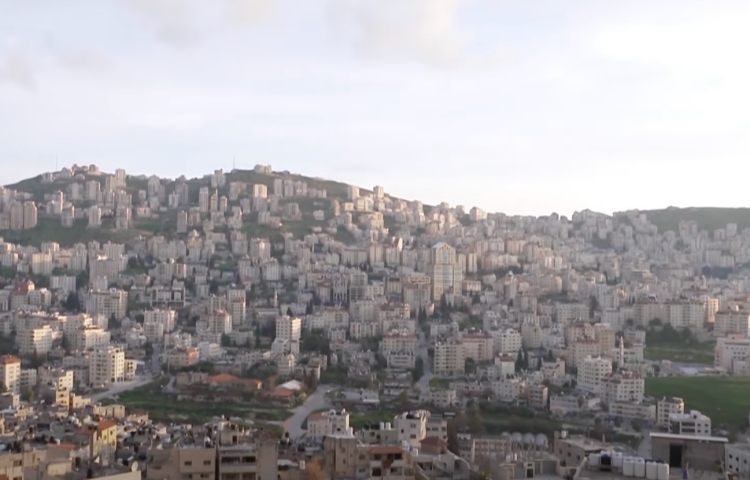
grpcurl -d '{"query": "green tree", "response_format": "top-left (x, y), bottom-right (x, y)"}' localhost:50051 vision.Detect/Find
top-left (64, 292), bottom-right (81, 312)
top-left (515, 350), bottom-right (524, 371)
top-left (221, 333), bottom-right (232, 347)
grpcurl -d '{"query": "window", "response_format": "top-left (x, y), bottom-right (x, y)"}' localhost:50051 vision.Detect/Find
top-left (185, 461), bottom-right (193, 466)
top-left (203, 461), bottom-right (212, 466)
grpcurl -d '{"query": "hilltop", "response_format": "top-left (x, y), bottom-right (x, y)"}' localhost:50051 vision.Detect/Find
top-left (639, 207), bottom-right (750, 233)
top-left (4, 167), bottom-right (750, 248)
top-left (1, 167), bottom-right (403, 247)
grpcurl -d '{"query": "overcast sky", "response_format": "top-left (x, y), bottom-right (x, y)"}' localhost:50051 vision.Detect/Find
top-left (1, 0), bottom-right (748, 216)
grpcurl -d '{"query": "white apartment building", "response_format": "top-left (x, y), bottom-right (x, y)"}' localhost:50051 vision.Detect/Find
top-left (434, 339), bottom-right (464, 376)
top-left (276, 316), bottom-right (302, 341)
top-left (600, 371), bottom-right (644, 405)
top-left (714, 308), bottom-right (750, 337)
top-left (70, 327), bottom-right (111, 352)
top-left (393, 410), bottom-right (431, 447)
top-left (669, 410), bottom-right (712, 435)
top-left (724, 444), bottom-right (750, 476)
top-left (461, 333), bottom-right (494, 362)
top-left (38, 367), bottom-right (75, 392)
top-left (144, 309), bottom-right (177, 332)
top-left (86, 289), bottom-right (128, 320)
top-left (492, 328), bottom-right (522, 355)
top-left (307, 409), bottom-right (351, 438)
top-left (380, 333), bottom-right (418, 355)
top-left (144, 320), bottom-right (165, 342)
top-left (229, 298), bottom-right (246, 328)
top-left (429, 243), bottom-right (464, 301)
top-left (208, 310), bottom-right (233, 335)
top-left (578, 356), bottom-right (613, 394)
top-left (664, 302), bottom-right (707, 329)
top-left (17, 325), bottom-right (56, 356)
top-left (29, 252), bottom-right (53, 276)
top-left (491, 376), bottom-right (525, 402)
top-left (0, 355), bottom-right (21, 393)
top-left (656, 397), bottom-right (685, 428)
top-left (198, 341), bottom-right (223, 361)
top-left (714, 336), bottom-right (750, 371)
top-left (50, 275), bottom-right (77, 293)
top-left (89, 346), bottom-right (126, 387)
top-left (521, 322), bottom-right (543, 349)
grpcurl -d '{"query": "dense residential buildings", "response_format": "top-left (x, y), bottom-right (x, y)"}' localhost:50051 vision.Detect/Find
top-left (0, 163), bottom-right (746, 480)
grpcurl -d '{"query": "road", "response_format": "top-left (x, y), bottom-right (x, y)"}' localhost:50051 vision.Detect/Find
top-left (282, 384), bottom-right (334, 439)
top-left (151, 343), bottom-right (162, 373)
top-left (90, 375), bottom-right (153, 402)
top-left (637, 433), bottom-right (652, 458)
top-left (415, 326), bottom-right (433, 397)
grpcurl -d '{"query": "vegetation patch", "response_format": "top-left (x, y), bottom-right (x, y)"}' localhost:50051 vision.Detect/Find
top-left (645, 376), bottom-right (750, 429)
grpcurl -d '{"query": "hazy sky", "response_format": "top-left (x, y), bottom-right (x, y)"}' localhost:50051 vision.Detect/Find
top-left (1, 0), bottom-right (748, 216)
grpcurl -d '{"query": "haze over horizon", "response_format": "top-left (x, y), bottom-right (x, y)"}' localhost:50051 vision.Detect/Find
top-left (1, 0), bottom-right (748, 216)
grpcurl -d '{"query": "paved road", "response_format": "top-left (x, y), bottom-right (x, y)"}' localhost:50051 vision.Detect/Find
top-left (415, 326), bottom-right (433, 396)
top-left (90, 375), bottom-right (153, 402)
top-left (282, 385), bottom-right (334, 439)
top-left (637, 433), bottom-right (652, 458)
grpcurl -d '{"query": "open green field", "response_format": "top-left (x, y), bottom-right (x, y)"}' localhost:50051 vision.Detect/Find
top-left (349, 410), bottom-right (397, 428)
top-left (645, 376), bottom-right (750, 428)
top-left (105, 380), bottom-right (293, 424)
top-left (644, 347), bottom-right (714, 364)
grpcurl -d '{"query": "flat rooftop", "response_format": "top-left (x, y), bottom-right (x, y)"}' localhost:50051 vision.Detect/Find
top-left (649, 432), bottom-right (728, 443)
top-left (581, 467), bottom-right (723, 480)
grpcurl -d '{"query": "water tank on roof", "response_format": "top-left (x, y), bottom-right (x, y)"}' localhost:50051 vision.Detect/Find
top-left (634, 458), bottom-right (646, 477)
top-left (613, 452), bottom-right (623, 468)
top-left (589, 453), bottom-right (601, 467)
top-left (646, 462), bottom-right (658, 480)
top-left (623, 458), bottom-right (635, 477)
top-left (524, 433), bottom-right (536, 444)
top-left (657, 463), bottom-right (669, 480)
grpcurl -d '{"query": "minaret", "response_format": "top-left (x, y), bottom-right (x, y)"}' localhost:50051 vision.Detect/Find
top-left (619, 336), bottom-right (625, 368)
top-left (272, 288), bottom-right (278, 309)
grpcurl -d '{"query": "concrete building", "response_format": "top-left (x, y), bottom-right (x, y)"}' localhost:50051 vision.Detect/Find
top-left (0, 355), bottom-right (21, 393)
top-left (577, 356), bottom-right (612, 394)
top-left (276, 315), bottom-right (302, 341)
top-left (433, 339), bottom-right (464, 376)
top-left (601, 371), bottom-right (644, 405)
top-left (89, 346), bottom-right (126, 387)
top-left (669, 410), bottom-right (712, 436)
top-left (307, 409), bottom-right (351, 438)
top-left (656, 397), bottom-right (685, 428)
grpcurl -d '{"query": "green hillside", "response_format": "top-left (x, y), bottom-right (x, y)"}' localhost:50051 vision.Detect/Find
top-left (643, 207), bottom-right (750, 233)
top-left (2, 169), bottom-right (371, 246)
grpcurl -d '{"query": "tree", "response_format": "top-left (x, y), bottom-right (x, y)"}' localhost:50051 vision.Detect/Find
top-left (21, 389), bottom-right (34, 402)
top-left (221, 334), bottom-right (232, 347)
top-left (546, 349), bottom-right (555, 361)
top-left (472, 292), bottom-right (482, 305)
top-left (61, 336), bottom-right (72, 355)
top-left (589, 295), bottom-right (600, 319)
top-left (108, 314), bottom-right (121, 330)
top-left (286, 307), bottom-right (294, 316)
top-left (305, 457), bottom-right (325, 480)
top-left (466, 404), bottom-right (485, 433)
top-left (64, 292), bottom-right (81, 312)
top-left (515, 350), bottom-right (524, 371)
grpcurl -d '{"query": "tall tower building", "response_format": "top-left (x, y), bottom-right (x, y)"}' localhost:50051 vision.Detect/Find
top-left (198, 187), bottom-right (210, 213)
top-left (23, 201), bottom-right (38, 229)
top-left (428, 242), bottom-right (463, 301)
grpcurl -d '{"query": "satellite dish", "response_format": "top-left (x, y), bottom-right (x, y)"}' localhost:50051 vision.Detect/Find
top-left (131, 461), bottom-right (139, 472)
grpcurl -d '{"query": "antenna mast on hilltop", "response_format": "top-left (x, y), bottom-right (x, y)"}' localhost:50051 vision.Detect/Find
top-left (232, 155), bottom-right (236, 171)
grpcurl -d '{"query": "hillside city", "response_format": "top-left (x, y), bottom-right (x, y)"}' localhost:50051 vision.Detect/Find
top-left (0, 163), bottom-right (748, 480)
